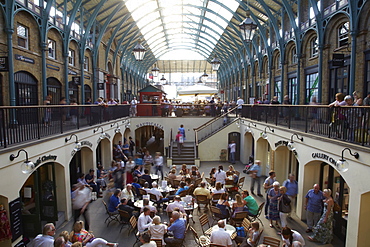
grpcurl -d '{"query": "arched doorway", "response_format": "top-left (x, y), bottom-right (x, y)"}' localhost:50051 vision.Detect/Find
top-left (243, 132), bottom-right (254, 163)
top-left (47, 77), bottom-right (62, 105)
top-left (68, 81), bottom-right (79, 103)
top-left (15, 71), bottom-right (38, 106)
top-left (0, 74), bottom-right (3, 105)
top-left (20, 162), bottom-right (61, 238)
top-left (274, 146), bottom-right (299, 182)
top-left (256, 138), bottom-right (272, 176)
top-left (228, 132), bottom-right (240, 162)
top-left (84, 84), bottom-right (92, 102)
top-left (135, 126), bottom-right (164, 155)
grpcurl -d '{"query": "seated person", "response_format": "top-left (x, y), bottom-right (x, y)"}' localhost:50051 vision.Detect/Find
top-left (175, 181), bottom-right (189, 196)
top-left (148, 216), bottom-right (167, 246)
top-left (118, 198), bottom-right (139, 220)
top-left (132, 177), bottom-right (142, 197)
top-left (178, 164), bottom-right (189, 176)
top-left (85, 169), bottom-right (101, 195)
top-left (167, 169), bottom-right (178, 187)
top-left (108, 189), bottom-right (121, 213)
top-left (216, 193), bottom-right (230, 219)
top-left (140, 232), bottom-right (156, 247)
top-left (190, 166), bottom-right (200, 177)
top-left (121, 184), bottom-right (135, 206)
top-left (140, 198), bottom-right (157, 214)
top-left (164, 211), bottom-right (186, 247)
top-left (96, 165), bottom-right (108, 189)
top-left (138, 207), bottom-right (153, 233)
top-left (231, 194), bottom-right (247, 217)
top-left (132, 165), bottom-right (142, 178)
top-left (143, 182), bottom-right (151, 194)
top-left (193, 182), bottom-right (212, 200)
top-left (242, 190), bottom-right (258, 216)
top-left (166, 196), bottom-right (185, 214)
top-left (141, 169), bottom-right (153, 187)
top-left (234, 221), bottom-right (261, 247)
top-left (149, 182), bottom-right (169, 207)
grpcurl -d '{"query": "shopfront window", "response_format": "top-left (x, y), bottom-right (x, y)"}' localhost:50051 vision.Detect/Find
top-left (305, 72), bottom-right (318, 104)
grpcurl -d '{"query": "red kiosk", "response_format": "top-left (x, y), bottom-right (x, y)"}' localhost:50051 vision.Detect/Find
top-left (137, 85), bottom-right (166, 116)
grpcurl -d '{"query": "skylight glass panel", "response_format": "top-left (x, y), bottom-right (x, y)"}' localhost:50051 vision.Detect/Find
top-left (147, 33), bottom-right (165, 44)
top-left (131, 2), bottom-right (157, 20)
top-left (141, 19), bottom-right (162, 36)
top-left (144, 26), bottom-right (164, 40)
top-left (137, 12), bottom-right (160, 28)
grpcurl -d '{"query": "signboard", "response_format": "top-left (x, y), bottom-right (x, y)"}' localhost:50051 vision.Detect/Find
top-left (0, 56), bottom-right (9, 71)
top-left (126, 90), bottom-right (132, 94)
top-left (332, 54), bottom-right (344, 67)
top-left (98, 83), bottom-right (104, 90)
top-left (15, 54), bottom-right (35, 64)
top-left (9, 197), bottom-right (23, 242)
top-left (72, 77), bottom-right (80, 85)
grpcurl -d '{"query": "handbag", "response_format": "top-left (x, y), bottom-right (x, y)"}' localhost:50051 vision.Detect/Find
top-left (333, 202), bottom-right (341, 213)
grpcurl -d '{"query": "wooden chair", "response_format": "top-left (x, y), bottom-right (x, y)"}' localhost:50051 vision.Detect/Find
top-left (262, 236), bottom-right (281, 247)
top-left (205, 177), bottom-right (213, 186)
top-left (138, 188), bottom-right (147, 196)
top-left (209, 205), bottom-right (223, 225)
top-left (253, 229), bottom-right (264, 247)
top-left (139, 178), bottom-right (147, 186)
top-left (211, 193), bottom-right (222, 206)
top-left (234, 170), bottom-right (240, 178)
top-left (199, 213), bottom-right (211, 234)
top-left (224, 179), bottom-right (236, 194)
top-left (194, 177), bottom-right (203, 187)
top-left (189, 226), bottom-right (210, 247)
top-left (172, 179), bottom-right (181, 188)
top-left (238, 177), bottom-right (245, 191)
top-left (241, 218), bottom-right (251, 231)
top-left (152, 239), bottom-right (163, 247)
top-left (248, 202), bottom-right (265, 225)
top-left (118, 210), bottom-right (130, 232)
top-left (195, 194), bottom-right (210, 212)
top-left (102, 200), bottom-right (120, 226)
top-left (230, 211), bottom-right (249, 226)
top-left (129, 216), bottom-right (140, 244)
top-left (187, 184), bottom-right (196, 196)
top-left (178, 189), bottom-right (188, 197)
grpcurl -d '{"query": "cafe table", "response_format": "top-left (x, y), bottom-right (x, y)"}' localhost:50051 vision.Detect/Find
top-left (150, 174), bottom-right (159, 182)
top-left (133, 199), bottom-right (154, 208)
top-left (211, 223), bottom-right (236, 236)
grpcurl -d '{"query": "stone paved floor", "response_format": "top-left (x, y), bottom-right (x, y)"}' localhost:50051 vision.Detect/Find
top-left (55, 161), bottom-right (344, 247)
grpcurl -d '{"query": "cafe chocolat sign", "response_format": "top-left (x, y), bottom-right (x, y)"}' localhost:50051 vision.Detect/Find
top-left (34, 154), bottom-right (57, 166)
top-left (136, 122), bottom-right (164, 130)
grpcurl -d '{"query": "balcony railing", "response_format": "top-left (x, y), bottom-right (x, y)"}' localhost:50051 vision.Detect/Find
top-left (0, 105), bottom-right (129, 148)
top-left (241, 105), bottom-right (370, 147)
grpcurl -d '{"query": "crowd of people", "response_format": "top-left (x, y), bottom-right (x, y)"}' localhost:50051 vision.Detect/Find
top-left (27, 153), bottom-right (337, 247)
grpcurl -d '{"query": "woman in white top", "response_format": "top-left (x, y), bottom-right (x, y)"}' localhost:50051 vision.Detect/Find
top-left (281, 226), bottom-right (305, 246)
top-left (154, 152), bottom-right (164, 179)
top-left (148, 216), bottom-right (167, 245)
top-left (214, 165), bottom-right (227, 185)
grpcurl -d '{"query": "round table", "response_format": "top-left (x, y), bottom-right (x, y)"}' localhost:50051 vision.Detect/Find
top-left (212, 224), bottom-right (236, 236)
top-left (158, 186), bottom-right (176, 194)
top-left (133, 200), bottom-right (154, 208)
top-left (150, 174), bottom-right (159, 181)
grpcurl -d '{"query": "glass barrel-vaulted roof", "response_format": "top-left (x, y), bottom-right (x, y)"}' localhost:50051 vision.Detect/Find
top-left (125, 0), bottom-right (240, 60)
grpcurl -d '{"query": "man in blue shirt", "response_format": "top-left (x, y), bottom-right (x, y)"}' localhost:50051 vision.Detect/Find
top-left (249, 160), bottom-right (263, 197)
top-left (175, 181), bottom-right (189, 195)
top-left (108, 189), bottom-right (121, 213)
top-left (282, 173), bottom-right (298, 217)
top-left (305, 184), bottom-right (324, 232)
top-left (164, 211), bottom-right (186, 246)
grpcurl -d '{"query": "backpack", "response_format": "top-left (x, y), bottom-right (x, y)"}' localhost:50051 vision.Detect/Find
top-left (236, 227), bottom-right (246, 237)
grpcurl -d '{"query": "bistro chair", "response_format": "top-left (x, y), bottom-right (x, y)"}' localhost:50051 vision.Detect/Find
top-left (129, 216), bottom-right (140, 244)
top-left (102, 200), bottom-right (120, 226)
top-left (230, 211), bottom-right (249, 226)
top-left (195, 194), bottom-right (210, 212)
top-left (190, 226), bottom-right (210, 247)
top-left (262, 236), bottom-right (280, 247)
top-left (211, 193), bottom-right (222, 206)
top-left (209, 205), bottom-right (223, 225)
top-left (118, 210), bottom-right (130, 233)
top-left (199, 213), bottom-right (211, 234)
top-left (238, 177), bottom-right (245, 191)
top-left (152, 239), bottom-right (163, 247)
top-left (248, 202), bottom-right (265, 226)
top-left (210, 243), bottom-right (226, 247)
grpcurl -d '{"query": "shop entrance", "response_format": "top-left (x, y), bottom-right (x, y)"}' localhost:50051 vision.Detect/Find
top-left (135, 126), bottom-right (164, 155)
top-left (319, 163), bottom-right (348, 242)
top-left (228, 132), bottom-right (241, 162)
top-left (20, 163), bottom-right (58, 238)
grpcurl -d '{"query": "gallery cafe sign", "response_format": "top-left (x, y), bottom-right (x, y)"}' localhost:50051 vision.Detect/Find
top-left (311, 152), bottom-right (337, 166)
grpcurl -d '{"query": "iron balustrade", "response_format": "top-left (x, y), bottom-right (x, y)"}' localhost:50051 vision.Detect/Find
top-left (0, 104), bottom-right (130, 148)
top-left (241, 104), bottom-right (370, 147)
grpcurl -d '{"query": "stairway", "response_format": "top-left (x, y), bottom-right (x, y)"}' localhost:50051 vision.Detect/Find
top-left (171, 142), bottom-right (196, 166)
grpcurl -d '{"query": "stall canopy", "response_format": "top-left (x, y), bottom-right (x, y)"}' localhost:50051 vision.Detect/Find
top-left (177, 85), bottom-right (218, 96)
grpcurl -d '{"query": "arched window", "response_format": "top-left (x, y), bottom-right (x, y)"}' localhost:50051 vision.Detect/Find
top-left (310, 37), bottom-right (318, 57)
top-left (15, 71), bottom-right (38, 105)
top-left (84, 84), bottom-right (92, 102)
top-left (47, 77), bottom-right (62, 105)
top-left (291, 46), bottom-right (298, 64)
top-left (338, 22), bottom-right (349, 47)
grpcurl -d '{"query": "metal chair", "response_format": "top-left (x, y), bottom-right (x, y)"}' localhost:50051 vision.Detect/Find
top-left (238, 177), bottom-right (245, 191)
top-left (248, 202), bottom-right (265, 226)
top-left (118, 210), bottom-right (130, 232)
top-left (262, 236), bottom-right (281, 247)
top-left (102, 200), bottom-right (120, 226)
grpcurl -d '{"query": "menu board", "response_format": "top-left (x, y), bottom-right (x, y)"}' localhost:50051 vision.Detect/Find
top-left (9, 197), bottom-right (23, 242)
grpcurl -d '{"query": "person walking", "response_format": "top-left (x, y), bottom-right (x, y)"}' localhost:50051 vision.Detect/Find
top-left (304, 184), bottom-right (324, 233)
top-left (249, 160), bottom-right (263, 197)
top-left (130, 97), bottom-right (138, 117)
top-left (154, 152), bottom-right (164, 180)
top-left (228, 141), bottom-right (236, 164)
top-left (282, 173), bottom-right (298, 217)
top-left (175, 131), bottom-right (184, 155)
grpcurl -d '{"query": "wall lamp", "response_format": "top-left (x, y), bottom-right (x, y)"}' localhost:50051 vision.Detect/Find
top-left (65, 133), bottom-right (82, 152)
top-left (9, 149), bottom-right (35, 174)
top-left (287, 133), bottom-right (304, 151)
top-left (122, 119), bottom-right (130, 129)
top-left (94, 126), bottom-right (107, 140)
top-left (245, 122), bottom-right (257, 133)
top-left (110, 122), bottom-right (121, 133)
top-left (336, 148), bottom-right (359, 172)
top-left (261, 126), bottom-right (274, 139)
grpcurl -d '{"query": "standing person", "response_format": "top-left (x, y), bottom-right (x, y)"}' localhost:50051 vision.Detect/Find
top-left (154, 152), bottom-right (164, 180)
top-left (228, 141), bottom-right (236, 164)
top-left (130, 97), bottom-right (138, 117)
top-left (236, 96), bottom-right (244, 117)
top-left (304, 184), bottom-right (324, 233)
top-left (268, 181), bottom-right (281, 228)
top-left (59, 97), bottom-right (67, 125)
top-left (282, 174), bottom-right (298, 217)
top-left (71, 183), bottom-right (91, 231)
top-left (43, 95), bottom-right (52, 127)
top-left (28, 223), bottom-right (56, 247)
top-left (69, 99), bottom-right (78, 126)
top-left (175, 131), bottom-right (184, 155)
top-left (214, 165), bottom-right (227, 185)
top-left (178, 124), bottom-right (186, 140)
top-left (209, 97), bottom-right (216, 117)
top-left (278, 186), bottom-right (291, 228)
top-left (263, 170), bottom-right (276, 218)
top-left (143, 151), bottom-right (153, 174)
top-left (129, 137), bottom-right (135, 157)
top-left (308, 189), bottom-right (334, 244)
top-left (249, 160), bottom-right (263, 197)
top-left (363, 92), bottom-right (370, 106)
